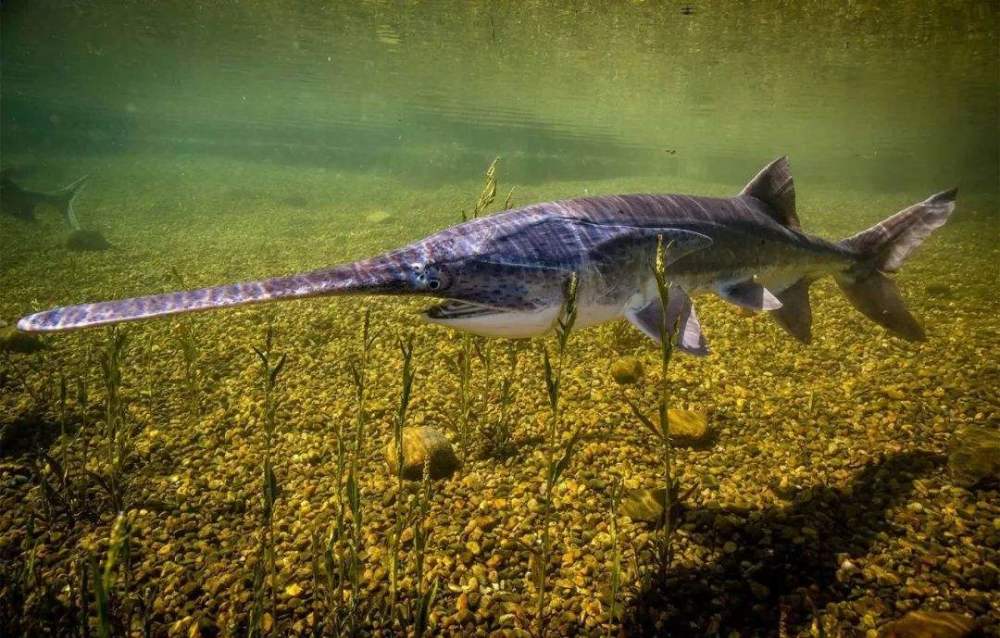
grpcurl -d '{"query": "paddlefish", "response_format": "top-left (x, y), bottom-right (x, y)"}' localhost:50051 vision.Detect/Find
top-left (16, 158), bottom-right (957, 353)
top-left (1, 170), bottom-right (89, 231)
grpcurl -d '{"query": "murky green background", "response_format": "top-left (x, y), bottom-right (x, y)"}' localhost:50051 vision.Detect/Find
top-left (2, 1), bottom-right (997, 200)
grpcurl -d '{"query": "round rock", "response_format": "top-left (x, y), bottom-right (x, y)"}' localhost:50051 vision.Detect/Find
top-left (384, 427), bottom-right (460, 481)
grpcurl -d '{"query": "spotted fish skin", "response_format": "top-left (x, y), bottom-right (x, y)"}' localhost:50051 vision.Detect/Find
top-left (17, 157), bottom-right (955, 347)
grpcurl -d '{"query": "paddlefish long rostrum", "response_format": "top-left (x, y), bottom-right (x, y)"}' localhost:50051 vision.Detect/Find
top-left (17, 158), bottom-right (956, 352)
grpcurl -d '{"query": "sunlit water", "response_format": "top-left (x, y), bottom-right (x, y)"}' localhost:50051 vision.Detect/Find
top-left (3, 1), bottom-right (997, 196)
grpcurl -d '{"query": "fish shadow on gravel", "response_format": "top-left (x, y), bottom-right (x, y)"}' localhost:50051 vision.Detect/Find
top-left (0, 412), bottom-right (70, 459)
top-left (621, 449), bottom-right (945, 637)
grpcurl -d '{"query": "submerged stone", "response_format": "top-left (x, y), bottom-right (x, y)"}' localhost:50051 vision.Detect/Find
top-left (878, 611), bottom-right (976, 638)
top-left (66, 229), bottom-right (112, 251)
top-left (610, 357), bottom-right (644, 385)
top-left (925, 283), bottom-right (953, 298)
top-left (668, 408), bottom-right (710, 442)
top-left (947, 426), bottom-right (999, 488)
top-left (364, 210), bottom-right (392, 224)
top-left (384, 427), bottom-right (460, 480)
top-left (0, 324), bottom-right (45, 353)
top-left (621, 487), bottom-right (667, 524)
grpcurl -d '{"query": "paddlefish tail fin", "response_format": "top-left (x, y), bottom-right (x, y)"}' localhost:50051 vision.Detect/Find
top-left (834, 188), bottom-right (958, 341)
top-left (51, 175), bottom-right (89, 230)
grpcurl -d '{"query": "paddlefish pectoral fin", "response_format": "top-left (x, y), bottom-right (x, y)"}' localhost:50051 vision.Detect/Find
top-left (625, 286), bottom-right (708, 356)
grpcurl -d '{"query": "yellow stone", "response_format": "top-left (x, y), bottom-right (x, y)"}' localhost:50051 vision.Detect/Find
top-left (384, 427), bottom-right (460, 480)
top-left (364, 210), bottom-right (391, 224)
top-left (878, 611), bottom-right (975, 638)
top-left (884, 387), bottom-right (906, 400)
top-left (610, 357), bottom-right (644, 385)
top-left (668, 408), bottom-right (709, 441)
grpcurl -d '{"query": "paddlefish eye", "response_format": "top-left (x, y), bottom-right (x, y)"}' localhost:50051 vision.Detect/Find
top-left (410, 263), bottom-right (449, 292)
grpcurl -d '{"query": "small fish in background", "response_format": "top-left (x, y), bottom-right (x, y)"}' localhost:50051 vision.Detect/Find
top-left (17, 157), bottom-right (956, 355)
top-left (0, 169), bottom-right (89, 230)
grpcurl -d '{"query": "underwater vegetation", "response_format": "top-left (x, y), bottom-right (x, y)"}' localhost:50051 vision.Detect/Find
top-left (0, 153), bottom-right (997, 638)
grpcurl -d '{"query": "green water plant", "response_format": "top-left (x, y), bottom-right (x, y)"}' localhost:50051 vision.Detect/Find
top-left (312, 418), bottom-right (362, 637)
top-left (57, 370), bottom-right (68, 460)
top-left (96, 327), bottom-right (135, 513)
top-left (90, 511), bottom-right (133, 638)
top-left (176, 323), bottom-right (201, 419)
top-left (480, 341), bottom-right (523, 459)
top-left (618, 236), bottom-right (682, 577)
top-left (248, 321), bottom-right (286, 637)
top-left (533, 272), bottom-right (583, 634)
top-left (169, 268), bottom-right (202, 419)
top-left (312, 422), bottom-right (345, 636)
top-left (387, 334), bottom-right (416, 619)
top-left (475, 338), bottom-right (495, 431)
top-left (503, 185), bottom-right (515, 210)
top-left (141, 335), bottom-right (157, 419)
top-left (452, 337), bottom-right (474, 461)
top-left (346, 307), bottom-right (377, 462)
top-left (75, 365), bottom-right (91, 499)
top-left (342, 467), bottom-right (364, 635)
top-left (33, 370), bottom-right (73, 525)
top-left (463, 156), bottom-right (499, 222)
top-left (408, 458), bottom-right (438, 638)
top-left (607, 477), bottom-right (624, 636)
top-left (315, 307), bottom-right (378, 636)
top-left (452, 157), bottom-right (502, 460)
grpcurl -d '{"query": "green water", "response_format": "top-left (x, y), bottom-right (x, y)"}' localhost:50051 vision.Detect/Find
top-left (2, 1), bottom-right (997, 195)
top-left (1, 2), bottom-right (998, 637)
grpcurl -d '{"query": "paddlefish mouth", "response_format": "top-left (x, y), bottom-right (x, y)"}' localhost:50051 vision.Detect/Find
top-left (423, 300), bottom-right (507, 321)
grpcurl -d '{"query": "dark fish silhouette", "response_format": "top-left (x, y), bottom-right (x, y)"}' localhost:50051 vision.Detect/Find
top-left (1, 169), bottom-right (88, 230)
top-left (17, 158), bottom-right (956, 352)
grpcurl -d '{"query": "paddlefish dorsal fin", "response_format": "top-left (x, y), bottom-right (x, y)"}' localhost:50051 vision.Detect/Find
top-left (740, 156), bottom-right (799, 230)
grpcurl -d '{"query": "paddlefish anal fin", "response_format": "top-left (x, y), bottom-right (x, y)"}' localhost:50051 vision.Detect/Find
top-left (768, 278), bottom-right (813, 343)
top-left (625, 287), bottom-right (708, 356)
